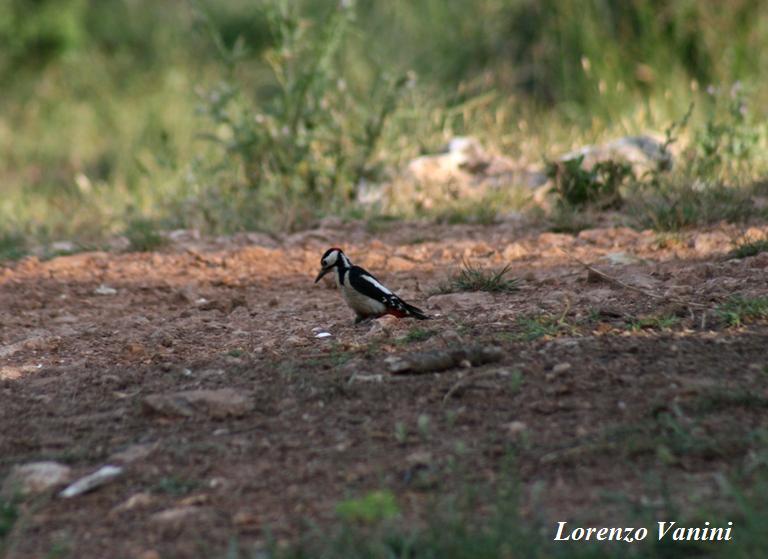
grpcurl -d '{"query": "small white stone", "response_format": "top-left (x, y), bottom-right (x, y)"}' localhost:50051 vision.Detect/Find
top-left (94, 284), bottom-right (117, 296)
top-left (59, 465), bottom-right (123, 498)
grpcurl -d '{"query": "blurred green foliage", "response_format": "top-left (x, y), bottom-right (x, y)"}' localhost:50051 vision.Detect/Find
top-left (0, 0), bottom-right (767, 247)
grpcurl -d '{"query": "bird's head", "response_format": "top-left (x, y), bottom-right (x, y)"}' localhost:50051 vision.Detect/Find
top-left (314, 247), bottom-right (348, 283)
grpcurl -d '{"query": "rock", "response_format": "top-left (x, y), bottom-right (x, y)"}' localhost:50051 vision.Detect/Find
top-left (602, 252), bottom-right (643, 265)
top-left (142, 389), bottom-right (253, 419)
top-left (150, 506), bottom-right (211, 527)
top-left (427, 292), bottom-right (494, 311)
top-left (692, 231), bottom-right (731, 255)
top-left (1, 462), bottom-right (72, 497)
top-left (360, 136), bottom-right (546, 210)
top-left (109, 443), bottom-right (157, 464)
top-left (552, 362), bottom-right (572, 375)
top-left (502, 243), bottom-right (528, 260)
top-left (406, 450), bottom-right (433, 466)
top-left (59, 465), bottom-right (123, 498)
top-left (94, 284), bottom-right (118, 296)
top-left (387, 345), bottom-right (504, 375)
top-left (560, 135), bottom-right (672, 174)
top-left (505, 421), bottom-right (527, 436)
top-left (749, 252), bottom-right (768, 268)
top-left (110, 492), bottom-right (155, 515)
top-left (233, 510), bottom-right (260, 527)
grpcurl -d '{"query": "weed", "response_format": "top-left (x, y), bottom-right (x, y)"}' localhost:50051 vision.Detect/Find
top-left (547, 204), bottom-right (595, 234)
top-left (547, 155), bottom-right (633, 209)
top-left (0, 231), bottom-right (28, 261)
top-left (153, 475), bottom-right (199, 496)
top-left (629, 99), bottom-right (762, 232)
top-left (508, 369), bottom-right (524, 393)
top-left (417, 414), bottom-right (431, 439)
top-left (512, 314), bottom-right (574, 341)
top-left (626, 314), bottom-right (680, 332)
top-left (631, 179), bottom-right (755, 232)
top-left (691, 389), bottom-right (768, 414)
top-left (393, 422), bottom-right (408, 444)
top-left (397, 327), bottom-right (435, 345)
top-left (435, 260), bottom-right (519, 294)
top-left (124, 217), bottom-right (167, 252)
top-left (730, 235), bottom-right (768, 259)
top-left (717, 296), bottom-right (768, 327)
top-left (191, 1), bottom-right (409, 231)
top-left (335, 490), bottom-right (400, 523)
top-left (0, 496), bottom-right (19, 543)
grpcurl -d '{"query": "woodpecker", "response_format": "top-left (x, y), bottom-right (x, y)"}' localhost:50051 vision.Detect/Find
top-left (314, 247), bottom-right (430, 323)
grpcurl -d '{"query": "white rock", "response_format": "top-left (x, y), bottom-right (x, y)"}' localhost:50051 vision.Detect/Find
top-left (94, 284), bottom-right (118, 296)
top-left (1, 462), bottom-right (72, 497)
top-left (603, 252), bottom-right (643, 265)
top-left (109, 443), bottom-right (157, 464)
top-left (142, 389), bottom-right (253, 418)
top-left (59, 465), bottom-right (123, 498)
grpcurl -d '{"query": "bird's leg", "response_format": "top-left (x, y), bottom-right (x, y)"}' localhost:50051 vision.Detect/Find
top-left (354, 315), bottom-right (373, 326)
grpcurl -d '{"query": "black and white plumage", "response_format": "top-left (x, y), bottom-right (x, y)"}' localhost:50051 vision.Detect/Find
top-left (314, 247), bottom-right (430, 323)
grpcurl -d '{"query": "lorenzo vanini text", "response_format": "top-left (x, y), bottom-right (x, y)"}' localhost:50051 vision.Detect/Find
top-left (554, 521), bottom-right (733, 543)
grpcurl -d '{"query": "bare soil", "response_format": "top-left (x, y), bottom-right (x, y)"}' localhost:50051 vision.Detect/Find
top-left (2, 219), bottom-right (768, 558)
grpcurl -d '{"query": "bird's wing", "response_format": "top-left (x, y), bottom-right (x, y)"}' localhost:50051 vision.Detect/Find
top-left (348, 267), bottom-right (410, 312)
top-left (348, 266), bottom-right (430, 319)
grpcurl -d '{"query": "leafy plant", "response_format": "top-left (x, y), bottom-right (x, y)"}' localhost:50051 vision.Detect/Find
top-left (546, 155), bottom-right (633, 209)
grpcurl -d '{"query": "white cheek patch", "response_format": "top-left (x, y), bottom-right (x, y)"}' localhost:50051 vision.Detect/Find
top-left (361, 274), bottom-right (392, 295)
top-left (324, 251), bottom-right (339, 267)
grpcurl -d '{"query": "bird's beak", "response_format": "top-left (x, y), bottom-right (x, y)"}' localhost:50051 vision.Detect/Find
top-left (314, 267), bottom-right (331, 283)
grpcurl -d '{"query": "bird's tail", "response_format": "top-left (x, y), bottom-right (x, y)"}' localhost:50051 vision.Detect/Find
top-left (404, 302), bottom-right (431, 320)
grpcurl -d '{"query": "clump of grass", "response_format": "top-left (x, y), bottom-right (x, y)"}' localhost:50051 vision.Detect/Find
top-left (629, 96), bottom-right (763, 232)
top-left (632, 180), bottom-right (756, 232)
top-left (336, 490), bottom-right (400, 523)
top-left (123, 217), bottom-right (167, 252)
top-left (730, 235), bottom-right (768, 259)
top-left (626, 314), bottom-right (680, 331)
top-left (547, 204), bottom-right (595, 234)
top-left (398, 327), bottom-right (436, 344)
top-left (153, 476), bottom-right (199, 496)
top-left (511, 314), bottom-right (574, 341)
top-left (436, 260), bottom-right (519, 294)
top-left (0, 231), bottom-right (28, 261)
top-left (717, 296), bottom-right (768, 327)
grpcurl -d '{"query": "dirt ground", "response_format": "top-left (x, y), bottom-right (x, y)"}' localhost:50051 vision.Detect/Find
top-left (2, 218), bottom-right (768, 558)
